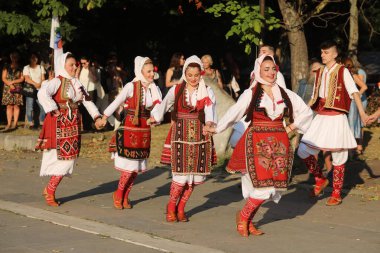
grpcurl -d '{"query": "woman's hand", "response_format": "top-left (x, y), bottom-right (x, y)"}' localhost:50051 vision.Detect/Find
top-left (203, 122), bottom-right (216, 136)
top-left (95, 117), bottom-right (105, 130)
top-left (99, 115), bottom-right (108, 127)
top-left (147, 116), bottom-right (158, 126)
top-left (359, 112), bottom-right (369, 126)
top-left (51, 109), bottom-right (61, 117)
top-left (366, 110), bottom-right (380, 124)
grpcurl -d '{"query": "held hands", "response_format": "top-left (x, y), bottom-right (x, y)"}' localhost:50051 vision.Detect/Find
top-left (203, 122), bottom-right (217, 136)
top-left (360, 112), bottom-right (369, 126)
top-left (147, 116), bottom-right (159, 126)
top-left (366, 109), bottom-right (380, 125)
top-left (95, 117), bottom-right (106, 130)
top-left (366, 114), bottom-right (378, 124)
top-left (96, 115), bottom-right (108, 130)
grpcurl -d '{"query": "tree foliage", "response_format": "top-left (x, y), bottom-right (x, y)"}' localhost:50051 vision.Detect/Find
top-left (0, 0), bottom-right (107, 43)
top-left (206, 1), bottom-right (281, 55)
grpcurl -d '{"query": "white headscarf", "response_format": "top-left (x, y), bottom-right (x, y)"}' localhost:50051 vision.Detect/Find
top-left (55, 52), bottom-right (75, 79)
top-left (182, 55), bottom-right (213, 110)
top-left (132, 56), bottom-right (161, 105)
top-left (249, 54), bottom-right (278, 87)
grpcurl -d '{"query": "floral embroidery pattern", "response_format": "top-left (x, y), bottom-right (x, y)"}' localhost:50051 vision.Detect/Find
top-left (245, 127), bottom-right (293, 189)
top-left (256, 136), bottom-right (287, 177)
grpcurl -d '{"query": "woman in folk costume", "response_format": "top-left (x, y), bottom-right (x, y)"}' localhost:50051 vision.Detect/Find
top-left (36, 52), bottom-right (103, 207)
top-left (100, 56), bottom-right (162, 210)
top-left (150, 55), bottom-right (217, 222)
top-left (206, 54), bottom-right (313, 237)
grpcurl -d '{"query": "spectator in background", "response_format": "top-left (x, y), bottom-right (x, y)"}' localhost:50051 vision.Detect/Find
top-left (165, 52), bottom-right (185, 90)
top-left (345, 57), bottom-right (368, 156)
top-left (1, 51), bottom-right (24, 132)
top-left (92, 58), bottom-right (108, 116)
top-left (76, 56), bottom-right (98, 101)
top-left (219, 54), bottom-right (240, 100)
top-left (23, 52), bottom-right (46, 129)
top-left (202, 54), bottom-right (223, 90)
top-left (76, 56), bottom-right (98, 132)
top-left (105, 52), bottom-right (126, 130)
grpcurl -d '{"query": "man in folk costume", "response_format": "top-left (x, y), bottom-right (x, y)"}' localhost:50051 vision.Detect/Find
top-left (150, 55), bottom-right (217, 222)
top-left (36, 53), bottom-right (103, 206)
top-left (100, 56), bottom-right (162, 209)
top-left (206, 54), bottom-right (313, 237)
top-left (297, 40), bottom-right (369, 206)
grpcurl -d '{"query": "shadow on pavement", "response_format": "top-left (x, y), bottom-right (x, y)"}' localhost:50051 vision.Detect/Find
top-left (59, 167), bottom-right (169, 205)
top-left (186, 181), bottom-right (242, 218)
top-left (59, 180), bottom-right (117, 204)
top-left (132, 169), bottom-right (172, 207)
top-left (257, 186), bottom-right (318, 227)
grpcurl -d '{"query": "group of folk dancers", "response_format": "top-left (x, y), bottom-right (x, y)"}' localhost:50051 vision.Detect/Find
top-left (35, 40), bottom-right (371, 237)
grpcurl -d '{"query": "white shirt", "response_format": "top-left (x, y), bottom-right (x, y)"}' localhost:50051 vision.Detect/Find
top-left (79, 68), bottom-right (96, 92)
top-left (23, 65), bottom-right (46, 90)
top-left (151, 84), bottom-right (217, 124)
top-left (217, 85), bottom-right (313, 134)
top-left (37, 77), bottom-right (100, 119)
top-left (104, 82), bottom-right (162, 117)
top-left (317, 64), bottom-right (358, 99)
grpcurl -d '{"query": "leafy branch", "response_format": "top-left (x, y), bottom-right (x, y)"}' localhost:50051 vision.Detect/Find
top-left (206, 1), bottom-right (280, 55)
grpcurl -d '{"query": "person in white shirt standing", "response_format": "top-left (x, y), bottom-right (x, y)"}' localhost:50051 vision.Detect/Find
top-left (23, 52), bottom-right (46, 129)
top-left (76, 56), bottom-right (98, 132)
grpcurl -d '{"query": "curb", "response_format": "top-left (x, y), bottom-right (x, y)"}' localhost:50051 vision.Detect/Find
top-left (0, 134), bottom-right (38, 151)
top-left (0, 200), bottom-right (225, 253)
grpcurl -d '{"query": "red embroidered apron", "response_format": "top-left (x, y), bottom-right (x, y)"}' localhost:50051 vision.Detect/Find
top-left (110, 82), bottom-right (151, 160)
top-left (35, 77), bottom-right (81, 160)
top-left (227, 111), bottom-right (293, 190)
top-left (160, 84), bottom-right (216, 174)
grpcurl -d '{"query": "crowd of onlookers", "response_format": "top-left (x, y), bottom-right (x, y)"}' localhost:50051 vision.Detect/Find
top-left (0, 50), bottom-right (244, 133)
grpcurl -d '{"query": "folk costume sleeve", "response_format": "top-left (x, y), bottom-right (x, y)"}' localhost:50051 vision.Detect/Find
top-left (72, 78), bottom-right (101, 119)
top-left (285, 89), bottom-right (313, 133)
top-left (216, 89), bottom-right (252, 133)
top-left (204, 86), bottom-right (217, 123)
top-left (37, 78), bottom-right (61, 113)
top-left (343, 68), bottom-right (359, 97)
top-left (103, 82), bottom-right (133, 117)
top-left (151, 85), bottom-right (176, 123)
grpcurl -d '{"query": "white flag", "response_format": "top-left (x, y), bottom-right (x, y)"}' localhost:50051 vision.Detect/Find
top-left (50, 16), bottom-right (63, 75)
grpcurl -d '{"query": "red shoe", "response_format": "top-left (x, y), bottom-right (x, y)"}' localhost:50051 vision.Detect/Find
top-left (113, 192), bottom-right (123, 210)
top-left (326, 196), bottom-right (342, 206)
top-left (236, 211), bottom-right (248, 237)
top-left (123, 198), bottom-right (132, 209)
top-left (42, 187), bottom-right (59, 207)
top-left (177, 212), bottom-right (189, 222)
top-left (248, 222), bottom-right (264, 236)
top-left (310, 178), bottom-right (329, 197)
top-left (166, 205), bottom-right (177, 222)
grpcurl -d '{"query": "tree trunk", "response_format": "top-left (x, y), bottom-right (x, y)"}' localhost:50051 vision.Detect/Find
top-left (260, 0), bottom-right (265, 16)
top-left (348, 0), bottom-right (359, 63)
top-left (277, 0), bottom-right (309, 92)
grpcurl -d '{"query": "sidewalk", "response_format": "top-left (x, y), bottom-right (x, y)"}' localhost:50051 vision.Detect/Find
top-left (0, 149), bottom-right (379, 253)
top-left (1, 125), bottom-right (380, 252)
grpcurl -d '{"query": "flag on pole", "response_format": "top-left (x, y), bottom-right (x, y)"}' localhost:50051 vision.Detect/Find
top-left (50, 16), bottom-right (63, 75)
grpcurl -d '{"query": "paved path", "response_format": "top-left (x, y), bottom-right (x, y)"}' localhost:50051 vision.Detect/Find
top-left (0, 150), bottom-right (379, 253)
